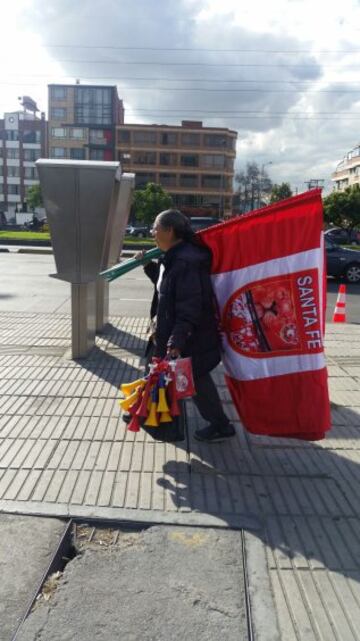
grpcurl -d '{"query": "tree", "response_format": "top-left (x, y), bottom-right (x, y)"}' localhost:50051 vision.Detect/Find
top-left (26, 184), bottom-right (43, 211)
top-left (235, 162), bottom-right (273, 212)
top-left (323, 184), bottom-right (360, 230)
top-left (270, 183), bottom-right (293, 203)
top-left (133, 182), bottom-right (173, 225)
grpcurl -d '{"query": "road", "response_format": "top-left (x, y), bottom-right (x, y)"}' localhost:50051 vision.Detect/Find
top-left (0, 252), bottom-right (359, 322)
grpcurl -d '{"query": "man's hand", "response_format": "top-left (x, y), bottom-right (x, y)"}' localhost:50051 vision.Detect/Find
top-left (134, 250), bottom-right (146, 260)
top-left (167, 347), bottom-right (181, 359)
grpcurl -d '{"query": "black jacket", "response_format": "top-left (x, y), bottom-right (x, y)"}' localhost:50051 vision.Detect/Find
top-left (144, 241), bottom-right (221, 378)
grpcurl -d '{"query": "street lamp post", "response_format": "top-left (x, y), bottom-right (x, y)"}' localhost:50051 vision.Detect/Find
top-left (259, 161), bottom-right (273, 208)
top-left (218, 138), bottom-right (227, 219)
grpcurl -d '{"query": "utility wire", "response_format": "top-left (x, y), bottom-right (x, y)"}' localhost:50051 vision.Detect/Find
top-left (2, 80), bottom-right (360, 94)
top-left (126, 108), bottom-right (357, 114)
top-left (3, 74), bottom-right (358, 84)
top-left (37, 59), bottom-right (360, 68)
top-left (43, 44), bottom-right (360, 54)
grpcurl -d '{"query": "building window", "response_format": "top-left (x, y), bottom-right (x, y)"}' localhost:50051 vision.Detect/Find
top-left (204, 134), bottom-right (227, 148)
top-left (171, 194), bottom-right (201, 207)
top-left (159, 153), bottom-right (177, 166)
top-left (133, 151), bottom-right (157, 165)
top-left (8, 184), bottom-right (20, 195)
top-left (75, 87), bottom-right (113, 125)
top-left (202, 194), bottom-right (221, 206)
top-left (201, 154), bottom-right (225, 169)
top-left (7, 166), bottom-right (20, 177)
top-left (51, 107), bottom-right (67, 119)
top-left (24, 149), bottom-right (41, 161)
top-left (69, 128), bottom-right (85, 139)
top-left (180, 174), bottom-right (198, 188)
top-left (118, 130), bottom-right (130, 143)
top-left (51, 86), bottom-right (67, 100)
top-left (119, 152), bottom-right (131, 163)
top-left (51, 127), bottom-right (67, 138)
top-left (70, 148), bottom-right (86, 160)
top-left (24, 167), bottom-right (37, 179)
top-left (181, 133), bottom-right (200, 146)
top-left (89, 149), bottom-right (105, 160)
top-left (160, 132), bottom-right (177, 145)
top-left (89, 129), bottom-right (113, 145)
top-left (51, 147), bottom-right (67, 158)
top-left (5, 130), bottom-right (19, 141)
top-left (159, 173), bottom-right (177, 187)
top-left (180, 154), bottom-right (198, 167)
top-left (202, 175), bottom-right (222, 189)
top-left (6, 149), bottom-right (20, 159)
top-left (133, 131), bottom-right (157, 145)
top-left (23, 130), bottom-right (41, 144)
top-left (135, 173), bottom-right (156, 188)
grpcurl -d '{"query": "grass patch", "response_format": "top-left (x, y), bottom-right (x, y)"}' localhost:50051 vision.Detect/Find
top-left (123, 236), bottom-right (154, 246)
top-left (0, 231), bottom-right (50, 241)
top-left (0, 230), bottom-right (154, 246)
top-left (343, 244), bottom-right (360, 251)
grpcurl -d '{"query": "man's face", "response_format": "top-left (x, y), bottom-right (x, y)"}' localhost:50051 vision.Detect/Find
top-left (152, 217), bottom-right (175, 251)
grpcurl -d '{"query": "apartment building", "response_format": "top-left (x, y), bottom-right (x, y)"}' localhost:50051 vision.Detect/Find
top-left (116, 121), bottom-right (237, 217)
top-left (48, 84), bottom-right (124, 162)
top-left (0, 97), bottom-right (47, 217)
top-left (332, 143), bottom-right (360, 191)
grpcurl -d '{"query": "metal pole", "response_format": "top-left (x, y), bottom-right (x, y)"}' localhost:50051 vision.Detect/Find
top-left (71, 282), bottom-right (96, 359)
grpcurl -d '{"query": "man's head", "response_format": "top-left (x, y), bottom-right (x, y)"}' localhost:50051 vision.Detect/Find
top-left (152, 209), bottom-right (195, 251)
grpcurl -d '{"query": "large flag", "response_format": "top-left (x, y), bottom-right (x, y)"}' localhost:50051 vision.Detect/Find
top-left (199, 190), bottom-right (331, 440)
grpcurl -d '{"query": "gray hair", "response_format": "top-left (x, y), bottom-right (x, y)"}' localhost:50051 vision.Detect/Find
top-left (156, 209), bottom-right (196, 242)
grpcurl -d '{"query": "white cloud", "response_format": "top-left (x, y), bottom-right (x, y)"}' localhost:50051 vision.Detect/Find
top-left (0, 0), bottom-right (359, 194)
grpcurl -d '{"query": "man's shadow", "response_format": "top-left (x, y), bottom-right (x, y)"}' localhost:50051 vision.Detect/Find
top-left (157, 396), bottom-right (360, 581)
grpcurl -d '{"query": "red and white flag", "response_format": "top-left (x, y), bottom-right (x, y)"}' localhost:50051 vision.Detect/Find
top-left (199, 190), bottom-right (331, 440)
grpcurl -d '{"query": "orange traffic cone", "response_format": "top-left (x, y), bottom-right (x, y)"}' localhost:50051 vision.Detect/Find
top-left (333, 284), bottom-right (346, 323)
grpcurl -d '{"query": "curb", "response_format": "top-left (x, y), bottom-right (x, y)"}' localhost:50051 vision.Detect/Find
top-left (0, 501), bottom-right (262, 532)
top-left (0, 246), bottom-right (137, 258)
top-left (0, 239), bottom-right (51, 247)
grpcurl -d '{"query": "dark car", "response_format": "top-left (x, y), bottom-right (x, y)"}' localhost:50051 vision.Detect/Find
top-left (128, 225), bottom-right (150, 238)
top-left (325, 227), bottom-right (360, 246)
top-left (189, 216), bottom-right (221, 232)
top-left (326, 238), bottom-right (360, 283)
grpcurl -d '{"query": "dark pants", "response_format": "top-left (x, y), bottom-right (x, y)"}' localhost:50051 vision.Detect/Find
top-left (193, 372), bottom-right (230, 428)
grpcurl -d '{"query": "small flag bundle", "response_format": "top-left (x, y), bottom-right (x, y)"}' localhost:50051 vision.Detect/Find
top-left (119, 359), bottom-right (181, 432)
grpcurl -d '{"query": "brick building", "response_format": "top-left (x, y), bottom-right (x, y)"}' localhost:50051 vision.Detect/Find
top-left (117, 120), bottom-right (237, 217)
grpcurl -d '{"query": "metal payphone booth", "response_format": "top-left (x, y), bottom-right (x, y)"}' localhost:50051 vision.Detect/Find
top-left (36, 159), bottom-right (135, 358)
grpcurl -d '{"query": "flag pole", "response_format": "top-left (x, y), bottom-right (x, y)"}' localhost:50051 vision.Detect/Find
top-left (99, 247), bottom-right (162, 282)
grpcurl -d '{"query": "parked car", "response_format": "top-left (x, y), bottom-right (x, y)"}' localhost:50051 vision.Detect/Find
top-left (326, 238), bottom-right (360, 282)
top-left (24, 217), bottom-right (47, 232)
top-left (325, 227), bottom-right (360, 246)
top-left (189, 216), bottom-right (221, 232)
top-left (127, 224), bottom-right (150, 238)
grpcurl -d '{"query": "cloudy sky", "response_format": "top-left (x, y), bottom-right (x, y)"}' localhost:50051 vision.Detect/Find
top-left (1, 0), bottom-right (360, 193)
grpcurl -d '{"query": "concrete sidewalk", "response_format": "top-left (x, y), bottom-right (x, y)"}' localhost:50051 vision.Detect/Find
top-left (1, 313), bottom-right (360, 639)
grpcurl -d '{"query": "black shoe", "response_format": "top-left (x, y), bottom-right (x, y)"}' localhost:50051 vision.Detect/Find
top-left (122, 413), bottom-right (132, 424)
top-left (194, 423), bottom-right (235, 443)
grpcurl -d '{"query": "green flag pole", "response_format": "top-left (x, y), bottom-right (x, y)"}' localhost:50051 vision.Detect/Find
top-left (99, 247), bottom-right (162, 282)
